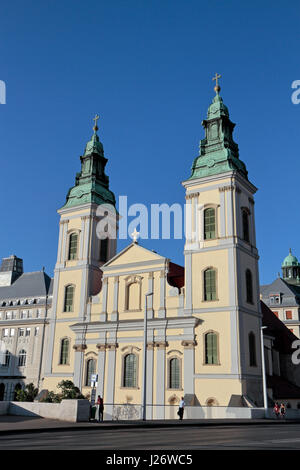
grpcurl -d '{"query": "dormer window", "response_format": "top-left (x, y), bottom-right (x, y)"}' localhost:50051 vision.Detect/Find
top-left (270, 294), bottom-right (281, 305)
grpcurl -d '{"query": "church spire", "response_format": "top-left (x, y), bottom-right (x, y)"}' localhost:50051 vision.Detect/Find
top-left (189, 76), bottom-right (248, 180)
top-left (61, 115), bottom-right (116, 209)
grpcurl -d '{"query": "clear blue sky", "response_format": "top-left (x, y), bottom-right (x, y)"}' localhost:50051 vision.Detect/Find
top-left (0, 0), bottom-right (299, 285)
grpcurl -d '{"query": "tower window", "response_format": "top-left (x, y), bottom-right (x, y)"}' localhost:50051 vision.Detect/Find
top-left (64, 285), bottom-right (75, 312)
top-left (68, 233), bottom-right (78, 260)
top-left (246, 269), bottom-right (253, 304)
top-left (205, 332), bottom-right (219, 365)
top-left (204, 268), bottom-right (217, 301)
top-left (204, 208), bottom-right (216, 240)
top-left (242, 209), bottom-right (250, 242)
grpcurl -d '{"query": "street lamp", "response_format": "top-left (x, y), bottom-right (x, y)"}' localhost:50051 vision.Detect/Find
top-left (142, 292), bottom-right (153, 421)
top-left (260, 326), bottom-right (268, 418)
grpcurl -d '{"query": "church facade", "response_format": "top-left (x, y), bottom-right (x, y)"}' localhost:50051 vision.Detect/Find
top-left (4, 82), bottom-right (300, 414)
top-left (41, 82), bottom-right (265, 416)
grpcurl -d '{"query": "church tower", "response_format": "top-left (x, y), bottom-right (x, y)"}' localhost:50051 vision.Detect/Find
top-left (182, 76), bottom-right (263, 406)
top-left (43, 116), bottom-right (117, 391)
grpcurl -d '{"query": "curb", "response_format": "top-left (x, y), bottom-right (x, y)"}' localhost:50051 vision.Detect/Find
top-left (1, 418), bottom-right (300, 436)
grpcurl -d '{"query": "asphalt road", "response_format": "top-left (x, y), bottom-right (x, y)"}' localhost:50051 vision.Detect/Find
top-left (1, 423), bottom-right (300, 450)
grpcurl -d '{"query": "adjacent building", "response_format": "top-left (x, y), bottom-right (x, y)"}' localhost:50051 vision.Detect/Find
top-left (261, 250), bottom-right (300, 337)
top-left (0, 256), bottom-right (52, 400)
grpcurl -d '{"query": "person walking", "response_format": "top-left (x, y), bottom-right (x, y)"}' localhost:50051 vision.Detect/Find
top-left (280, 403), bottom-right (286, 419)
top-left (96, 395), bottom-right (104, 422)
top-left (178, 397), bottom-right (185, 421)
top-left (273, 402), bottom-right (280, 419)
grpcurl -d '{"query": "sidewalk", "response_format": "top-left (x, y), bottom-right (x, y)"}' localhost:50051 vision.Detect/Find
top-left (0, 415), bottom-right (299, 435)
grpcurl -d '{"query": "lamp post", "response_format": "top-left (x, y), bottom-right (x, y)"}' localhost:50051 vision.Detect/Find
top-left (260, 326), bottom-right (268, 418)
top-left (142, 292), bottom-right (153, 421)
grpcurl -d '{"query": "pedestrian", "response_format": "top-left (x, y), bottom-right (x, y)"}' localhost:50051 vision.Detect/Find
top-left (96, 395), bottom-right (104, 422)
top-left (273, 402), bottom-right (280, 419)
top-left (280, 403), bottom-right (286, 419)
top-left (178, 396), bottom-right (185, 421)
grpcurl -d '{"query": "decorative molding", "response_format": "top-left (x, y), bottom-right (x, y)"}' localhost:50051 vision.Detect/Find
top-left (106, 343), bottom-right (118, 351)
top-left (121, 345), bottom-right (141, 353)
top-left (73, 344), bottom-right (87, 352)
top-left (154, 341), bottom-right (168, 349)
top-left (219, 185), bottom-right (235, 192)
top-left (167, 349), bottom-right (183, 356)
top-left (181, 340), bottom-right (197, 349)
top-left (185, 192), bottom-right (200, 200)
top-left (96, 343), bottom-right (106, 351)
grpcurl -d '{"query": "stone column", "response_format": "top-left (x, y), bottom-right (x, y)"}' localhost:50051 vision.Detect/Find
top-left (226, 186), bottom-right (234, 238)
top-left (104, 344), bottom-right (118, 420)
top-left (158, 270), bottom-right (166, 318)
top-left (100, 277), bottom-right (108, 322)
top-left (182, 340), bottom-right (196, 397)
top-left (145, 342), bottom-right (154, 419)
top-left (147, 273), bottom-right (154, 319)
top-left (111, 277), bottom-right (119, 322)
top-left (155, 341), bottom-right (167, 419)
top-left (96, 343), bottom-right (106, 398)
top-left (73, 344), bottom-right (87, 389)
top-left (61, 219), bottom-right (69, 263)
top-left (219, 188), bottom-right (226, 238)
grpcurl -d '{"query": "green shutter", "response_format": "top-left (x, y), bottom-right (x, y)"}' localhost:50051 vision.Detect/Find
top-left (170, 358), bottom-right (180, 389)
top-left (204, 269), bottom-right (217, 301)
top-left (204, 208), bottom-right (216, 240)
top-left (68, 233), bottom-right (78, 260)
top-left (64, 285), bottom-right (74, 312)
top-left (124, 354), bottom-right (137, 388)
top-left (205, 333), bottom-right (218, 364)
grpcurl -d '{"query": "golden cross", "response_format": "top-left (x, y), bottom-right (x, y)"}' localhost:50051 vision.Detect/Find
top-left (212, 73), bottom-right (221, 87)
top-left (93, 114), bottom-right (100, 131)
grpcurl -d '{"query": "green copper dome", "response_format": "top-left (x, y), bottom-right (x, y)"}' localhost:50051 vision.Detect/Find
top-left (282, 249), bottom-right (300, 267)
top-left (188, 84), bottom-right (248, 181)
top-left (61, 116), bottom-right (116, 210)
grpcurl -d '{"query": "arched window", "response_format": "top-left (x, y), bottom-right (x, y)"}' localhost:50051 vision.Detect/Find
top-left (246, 269), bottom-right (253, 304)
top-left (169, 358), bottom-right (180, 389)
top-left (64, 285), bottom-right (75, 312)
top-left (204, 208), bottom-right (216, 240)
top-left (249, 332), bottom-right (257, 367)
top-left (205, 332), bottom-right (219, 365)
top-left (123, 354), bottom-right (137, 388)
top-left (204, 268), bottom-right (217, 301)
top-left (242, 209), bottom-right (250, 242)
top-left (68, 233), bottom-right (78, 260)
top-left (59, 338), bottom-right (70, 365)
top-left (18, 350), bottom-right (26, 367)
top-left (85, 358), bottom-right (96, 386)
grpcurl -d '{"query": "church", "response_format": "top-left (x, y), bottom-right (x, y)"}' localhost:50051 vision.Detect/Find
top-left (1, 78), bottom-right (300, 416)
